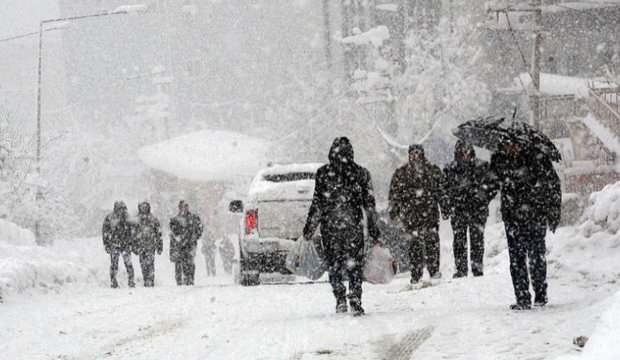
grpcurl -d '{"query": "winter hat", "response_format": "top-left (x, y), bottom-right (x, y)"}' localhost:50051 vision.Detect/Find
top-left (408, 144), bottom-right (425, 156)
top-left (113, 200), bottom-right (127, 213)
top-left (138, 201), bottom-right (151, 214)
top-left (454, 140), bottom-right (475, 160)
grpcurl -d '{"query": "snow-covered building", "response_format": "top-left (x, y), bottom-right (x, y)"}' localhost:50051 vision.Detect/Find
top-left (483, 1), bottom-right (620, 87)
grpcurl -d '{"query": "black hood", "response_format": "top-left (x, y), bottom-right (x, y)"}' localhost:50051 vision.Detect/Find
top-left (454, 140), bottom-right (475, 162)
top-left (138, 201), bottom-right (151, 215)
top-left (113, 201), bottom-right (127, 214)
top-left (328, 137), bottom-right (354, 167)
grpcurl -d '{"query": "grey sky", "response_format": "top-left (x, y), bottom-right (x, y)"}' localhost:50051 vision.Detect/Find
top-left (0, 0), bottom-right (59, 37)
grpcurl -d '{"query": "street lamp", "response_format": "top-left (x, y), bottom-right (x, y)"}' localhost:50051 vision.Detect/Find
top-left (34, 4), bottom-right (148, 244)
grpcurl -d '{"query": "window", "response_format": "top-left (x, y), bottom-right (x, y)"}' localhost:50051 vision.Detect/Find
top-left (262, 172), bottom-right (315, 182)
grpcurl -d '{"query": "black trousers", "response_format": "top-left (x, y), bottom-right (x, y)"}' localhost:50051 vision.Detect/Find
top-left (407, 225), bottom-right (440, 283)
top-left (504, 220), bottom-right (548, 305)
top-left (328, 253), bottom-right (364, 305)
top-left (323, 228), bottom-right (364, 305)
top-left (139, 252), bottom-right (156, 287)
top-left (451, 214), bottom-right (486, 276)
top-left (110, 249), bottom-right (134, 287)
top-left (175, 246), bottom-right (196, 286)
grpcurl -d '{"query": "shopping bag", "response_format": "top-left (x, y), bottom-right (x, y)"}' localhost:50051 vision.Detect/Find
top-left (363, 245), bottom-right (398, 284)
top-left (285, 238), bottom-right (326, 280)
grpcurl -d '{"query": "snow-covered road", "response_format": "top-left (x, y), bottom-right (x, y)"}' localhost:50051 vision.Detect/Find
top-left (2, 269), bottom-right (616, 360)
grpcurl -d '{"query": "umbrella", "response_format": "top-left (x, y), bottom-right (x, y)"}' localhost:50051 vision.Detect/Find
top-left (452, 116), bottom-right (512, 152)
top-left (453, 116), bottom-right (562, 162)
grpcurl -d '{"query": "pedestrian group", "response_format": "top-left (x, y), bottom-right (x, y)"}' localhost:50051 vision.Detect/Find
top-left (101, 133), bottom-right (561, 317)
top-left (302, 135), bottom-right (560, 316)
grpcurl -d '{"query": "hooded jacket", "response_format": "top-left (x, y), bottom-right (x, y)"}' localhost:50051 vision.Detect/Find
top-left (102, 201), bottom-right (133, 252)
top-left (303, 137), bottom-right (380, 256)
top-left (490, 145), bottom-right (561, 229)
top-left (133, 201), bottom-right (163, 254)
top-left (443, 140), bottom-right (497, 218)
top-left (388, 146), bottom-right (446, 231)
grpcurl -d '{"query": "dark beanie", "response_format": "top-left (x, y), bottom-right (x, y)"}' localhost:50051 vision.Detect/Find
top-left (408, 144), bottom-right (425, 155)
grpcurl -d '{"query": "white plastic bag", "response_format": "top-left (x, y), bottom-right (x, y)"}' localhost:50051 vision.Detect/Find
top-left (363, 245), bottom-right (398, 284)
top-left (285, 238), bottom-right (326, 280)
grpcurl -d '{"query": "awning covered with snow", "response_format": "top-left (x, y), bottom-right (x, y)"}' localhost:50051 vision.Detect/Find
top-left (516, 73), bottom-right (613, 98)
top-left (138, 130), bottom-right (271, 183)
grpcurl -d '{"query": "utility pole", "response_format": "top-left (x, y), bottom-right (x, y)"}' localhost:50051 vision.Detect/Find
top-left (486, 1), bottom-right (544, 129)
top-left (530, 0), bottom-right (543, 130)
top-left (322, 0), bottom-right (332, 75)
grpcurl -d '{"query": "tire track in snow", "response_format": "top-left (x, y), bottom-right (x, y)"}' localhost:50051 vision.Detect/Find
top-left (377, 326), bottom-right (434, 360)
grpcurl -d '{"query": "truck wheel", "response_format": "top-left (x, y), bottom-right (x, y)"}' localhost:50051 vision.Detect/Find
top-left (239, 252), bottom-right (260, 286)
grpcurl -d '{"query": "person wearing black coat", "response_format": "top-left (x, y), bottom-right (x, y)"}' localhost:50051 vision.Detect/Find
top-left (133, 201), bottom-right (163, 287)
top-left (443, 140), bottom-right (497, 278)
top-left (388, 144), bottom-right (446, 285)
top-left (102, 201), bottom-right (135, 288)
top-left (303, 137), bottom-right (381, 316)
top-left (490, 140), bottom-right (561, 310)
top-left (169, 201), bottom-right (203, 286)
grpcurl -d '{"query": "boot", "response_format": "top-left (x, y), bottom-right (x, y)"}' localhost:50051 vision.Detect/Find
top-left (111, 279), bottom-right (119, 289)
top-left (509, 303), bottom-right (531, 311)
top-left (336, 297), bottom-right (348, 314)
top-left (534, 295), bottom-right (548, 307)
top-left (452, 272), bottom-right (466, 279)
top-left (349, 298), bottom-right (365, 317)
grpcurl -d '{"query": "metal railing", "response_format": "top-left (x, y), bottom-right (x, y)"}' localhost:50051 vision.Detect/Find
top-left (587, 86), bottom-right (620, 138)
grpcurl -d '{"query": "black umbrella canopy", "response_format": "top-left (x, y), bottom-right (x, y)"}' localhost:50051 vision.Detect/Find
top-left (453, 116), bottom-right (562, 162)
top-left (452, 116), bottom-right (512, 152)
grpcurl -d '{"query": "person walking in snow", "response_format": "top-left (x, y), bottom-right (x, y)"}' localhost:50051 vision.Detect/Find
top-left (388, 144), bottom-right (446, 287)
top-left (133, 201), bottom-right (163, 287)
top-left (303, 137), bottom-right (381, 316)
top-left (201, 230), bottom-right (217, 277)
top-left (169, 201), bottom-right (203, 286)
top-left (443, 140), bottom-right (497, 278)
top-left (490, 138), bottom-right (561, 310)
top-left (102, 201), bottom-right (135, 288)
top-left (219, 236), bottom-right (235, 275)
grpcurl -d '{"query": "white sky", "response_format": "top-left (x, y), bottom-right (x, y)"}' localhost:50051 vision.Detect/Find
top-left (0, 0), bottom-right (59, 37)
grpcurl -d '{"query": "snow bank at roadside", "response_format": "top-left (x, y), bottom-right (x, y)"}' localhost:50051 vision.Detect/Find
top-left (0, 220), bottom-right (104, 299)
top-left (579, 290), bottom-right (620, 359)
top-left (580, 182), bottom-right (620, 236)
top-left (555, 290), bottom-right (620, 360)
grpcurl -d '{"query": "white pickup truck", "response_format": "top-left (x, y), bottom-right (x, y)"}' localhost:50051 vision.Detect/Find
top-left (229, 163), bottom-right (323, 286)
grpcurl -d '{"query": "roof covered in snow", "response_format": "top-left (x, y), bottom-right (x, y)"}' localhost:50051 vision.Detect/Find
top-left (517, 73), bottom-right (613, 98)
top-left (138, 130), bottom-right (271, 183)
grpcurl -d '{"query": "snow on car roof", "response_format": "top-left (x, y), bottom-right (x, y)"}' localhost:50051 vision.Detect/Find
top-left (138, 129), bottom-right (271, 182)
top-left (257, 163), bottom-right (323, 177)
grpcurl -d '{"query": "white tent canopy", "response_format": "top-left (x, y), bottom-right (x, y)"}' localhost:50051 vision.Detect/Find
top-left (138, 129), bottom-right (271, 183)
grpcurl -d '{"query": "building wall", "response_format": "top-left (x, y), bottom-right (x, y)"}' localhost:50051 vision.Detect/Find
top-left (482, 5), bottom-right (620, 88)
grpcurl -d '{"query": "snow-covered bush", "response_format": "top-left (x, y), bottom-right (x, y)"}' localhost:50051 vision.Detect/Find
top-left (579, 181), bottom-right (620, 237)
top-left (0, 111), bottom-right (80, 241)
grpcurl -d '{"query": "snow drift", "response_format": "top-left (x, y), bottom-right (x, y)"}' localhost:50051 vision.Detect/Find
top-left (0, 220), bottom-right (103, 299)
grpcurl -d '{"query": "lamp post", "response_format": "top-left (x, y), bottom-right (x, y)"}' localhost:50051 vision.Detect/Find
top-left (34, 5), bottom-right (148, 244)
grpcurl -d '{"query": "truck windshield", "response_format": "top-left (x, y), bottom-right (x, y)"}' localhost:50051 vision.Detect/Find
top-left (262, 172), bottom-right (315, 182)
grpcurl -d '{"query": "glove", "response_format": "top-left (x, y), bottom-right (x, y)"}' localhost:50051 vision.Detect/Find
top-left (549, 222), bottom-right (559, 234)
